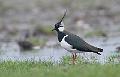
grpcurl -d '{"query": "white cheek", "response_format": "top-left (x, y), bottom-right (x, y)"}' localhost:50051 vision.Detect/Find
top-left (58, 27), bottom-right (64, 31)
top-left (61, 22), bottom-right (65, 26)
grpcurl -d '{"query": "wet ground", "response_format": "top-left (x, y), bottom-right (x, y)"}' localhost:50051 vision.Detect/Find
top-left (0, 0), bottom-right (120, 64)
top-left (0, 36), bottom-right (120, 63)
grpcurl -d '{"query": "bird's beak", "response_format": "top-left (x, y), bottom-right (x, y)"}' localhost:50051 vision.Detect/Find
top-left (52, 28), bottom-right (56, 31)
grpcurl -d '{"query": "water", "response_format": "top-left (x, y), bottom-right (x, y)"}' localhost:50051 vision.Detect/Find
top-left (0, 37), bottom-right (120, 63)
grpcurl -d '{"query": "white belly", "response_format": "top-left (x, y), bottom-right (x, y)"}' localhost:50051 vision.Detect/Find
top-left (60, 35), bottom-right (72, 51)
top-left (60, 40), bottom-right (72, 51)
top-left (60, 35), bottom-right (83, 53)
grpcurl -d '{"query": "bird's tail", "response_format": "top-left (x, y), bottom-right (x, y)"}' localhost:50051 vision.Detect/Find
top-left (94, 48), bottom-right (103, 55)
top-left (98, 48), bottom-right (103, 52)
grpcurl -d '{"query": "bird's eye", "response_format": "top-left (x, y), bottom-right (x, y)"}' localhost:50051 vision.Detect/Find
top-left (55, 24), bottom-right (58, 28)
top-left (60, 26), bottom-right (63, 27)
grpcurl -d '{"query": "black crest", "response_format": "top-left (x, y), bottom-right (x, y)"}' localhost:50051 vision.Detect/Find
top-left (52, 10), bottom-right (67, 31)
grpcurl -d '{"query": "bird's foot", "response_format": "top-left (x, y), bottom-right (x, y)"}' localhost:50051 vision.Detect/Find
top-left (70, 53), bottom-right (78, 65)
top-left (69, 60), bottom-right (77, 65)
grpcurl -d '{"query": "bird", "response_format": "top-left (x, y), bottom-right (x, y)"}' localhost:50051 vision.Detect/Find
top-left (116, 46), bottom-right (120, 53)
top-left (17, 40), bottom-right (33, 51)
top-left (17, 40), bottom-right (41, 51)
top-left (52, 10), bottom-right (103, 64)
top-left (16, 29), bottom-right (41, 51)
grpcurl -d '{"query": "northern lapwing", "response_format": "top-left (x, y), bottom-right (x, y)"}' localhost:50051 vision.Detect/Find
top-left (17, 40), bottom-right (33, 50)
top-left (17, 29), bottom-right (41, 51)
top-left (17, 40), bottom-right (41, 51)
top-left (52, 11), bottom-right (103, 64)
top-left (116, 46), bottom-right (120, 53)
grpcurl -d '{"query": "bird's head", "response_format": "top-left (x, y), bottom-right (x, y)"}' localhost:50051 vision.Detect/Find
top-left (52, 10), bottom-right (67, 32)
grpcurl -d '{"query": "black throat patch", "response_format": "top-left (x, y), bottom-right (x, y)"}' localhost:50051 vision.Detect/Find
top-left (57, 31), bottom-right (66, 42)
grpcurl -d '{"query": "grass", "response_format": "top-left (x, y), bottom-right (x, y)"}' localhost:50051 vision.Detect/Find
top-left (0, 56), bottom-right (120, 77)
top-left (34, 26), bottom-right (54, 35)
top-left (0, 1), bottom-right (14, 16)
top-left (27, 37), bottom-right (47, 47)
top-left (85, 30), bottom-right (107, 37)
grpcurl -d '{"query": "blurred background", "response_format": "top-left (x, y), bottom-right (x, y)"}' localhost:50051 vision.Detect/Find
top-left (0, 0), bottom-right (120, 62)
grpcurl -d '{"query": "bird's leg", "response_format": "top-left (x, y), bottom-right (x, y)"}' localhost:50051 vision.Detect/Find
top-left (73, 53), bottom-right (77, 64)
top-left (72, 53), bottom-right (75, 64)
top-left (74, 53), bottom-right (77, 60)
